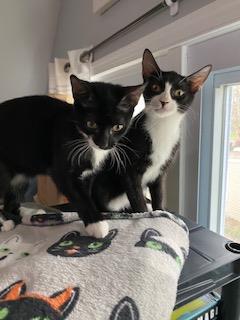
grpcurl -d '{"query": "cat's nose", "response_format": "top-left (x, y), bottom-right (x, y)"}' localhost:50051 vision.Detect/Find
top-left (160, 100), bottom-right (169, 107)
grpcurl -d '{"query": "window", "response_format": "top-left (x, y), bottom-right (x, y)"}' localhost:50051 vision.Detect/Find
top-left (199, 68), bottom-right (240, 241)
top-left (224, 85), bottom-right (240, 242)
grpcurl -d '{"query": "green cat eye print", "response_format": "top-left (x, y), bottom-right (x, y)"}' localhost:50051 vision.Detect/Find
top-left (0, 248), bottom-right (9, 253)
top-left (59, 240), bottom-right (73, 247)
top-left (175, 256), bottom-right (182, 266)
top-left (146, 241), bottom-right (162, 250)
top-left (88, 242), bottom-right (103, 249)
top-left (0, 307), bottom-right (9, 319)
top-left (31, 317), bottom-right (51, 320)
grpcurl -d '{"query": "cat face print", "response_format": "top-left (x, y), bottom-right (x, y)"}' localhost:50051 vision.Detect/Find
top-left (135, 228), bottom-right (184, 267)
top-left (0, 235), bottom-right (44, 269)
top-left (70, 75), bottom-right (145, 150)
top-left (0, 281), bottom-right (79, 320)
top-left (142, 49), bottom-right (212, 118)
top-left (110, 297), bottom-right (139, 320)
top-left (47, 229), bottom-right (117, 257)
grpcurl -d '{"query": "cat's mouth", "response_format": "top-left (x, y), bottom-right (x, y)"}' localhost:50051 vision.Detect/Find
top-left (0, 255), bottom-right (7, 261)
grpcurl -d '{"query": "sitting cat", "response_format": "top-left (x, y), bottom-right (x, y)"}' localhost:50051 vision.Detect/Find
top-left (0, 77), bottom-right (144, 237)
top-left (90, 49), bottom-right (212, 212)
top-left (0, 280), bottom-right (79, 320)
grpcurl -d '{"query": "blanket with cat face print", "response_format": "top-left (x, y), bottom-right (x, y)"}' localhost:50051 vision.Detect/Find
top-left (0, 210), bottom-right (189, 320)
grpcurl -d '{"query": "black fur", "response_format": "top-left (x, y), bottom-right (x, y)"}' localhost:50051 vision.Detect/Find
top-left (90, 49), bottom-right (212, 213)
top-left (0, 78), bottom-right (143, 228)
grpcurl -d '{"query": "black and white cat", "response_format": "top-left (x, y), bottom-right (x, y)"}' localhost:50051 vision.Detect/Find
top-left (91, 49), bottom-right (212, 212)
top-left (0, 77), bottom-right (144, 237)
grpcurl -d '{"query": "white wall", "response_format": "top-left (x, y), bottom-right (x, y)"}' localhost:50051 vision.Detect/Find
top-left (53, 0), bottom-right (215, 60)
top-left (0, 0), bottom-right (61, 102)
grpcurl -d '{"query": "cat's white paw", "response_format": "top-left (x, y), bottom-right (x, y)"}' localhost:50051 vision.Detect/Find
top-left (85, 221), bottom-right (109, 238)
top-left (1, 220), bottom-right (15, 232)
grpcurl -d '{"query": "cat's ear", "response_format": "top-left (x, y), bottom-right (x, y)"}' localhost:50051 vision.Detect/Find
top-left (0, 281), bottom-right (26, 300)
top-left (60, 231), bottom-right (80, 241)
top-left (70, 75), bottom-right (92, 101)
top-left (110, 296), bottom-right (139, 320)
top-left (142, 48), bottom-right (161, 80)
top-left (104, 229), bottom-right (118, 241)
top-left (141, 228), bottom-right (161, 242)
top-left (2, 235), bottom-right (21, 246)
top-left (186, 65), bottom-right (212, 93)
top-left (122, 84), bottom-right (146, 107)
top-left (49, 287), bottom-right (79, 317)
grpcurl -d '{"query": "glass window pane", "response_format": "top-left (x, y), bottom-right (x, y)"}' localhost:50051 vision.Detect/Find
top-left (224, 85), bottom-right (240, 242)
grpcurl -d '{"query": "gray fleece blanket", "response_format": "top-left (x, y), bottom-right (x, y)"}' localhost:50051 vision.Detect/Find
top-left (0, 207), bottom-right (189, 320)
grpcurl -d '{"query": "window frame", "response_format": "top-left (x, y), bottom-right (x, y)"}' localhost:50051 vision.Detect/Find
top-left (198, 67), bottom-right (240, 233)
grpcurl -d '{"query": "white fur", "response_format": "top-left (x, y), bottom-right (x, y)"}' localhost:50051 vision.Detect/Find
top-left (108, 193), bottom-right (130, 212)
top-left (85, 221), bottom-right (109, 238)
top-left (10, 174), bottom-right (27, 187)
top-left (0, 220), bottom-right (15, 232)
top-left (93, 147), bottom-right (110, 169)
top-left (79, 147), bottom-right (110, 179)
top-left (108, 83), bottom-right (185, 211)
top-left (142, 111), bottom-right (183, 185)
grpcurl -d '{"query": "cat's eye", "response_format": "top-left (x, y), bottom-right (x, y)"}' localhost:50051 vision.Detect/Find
top-left (146, 241), bottom-right (162, 250)
top-left (151, 84), bottom-right (161, 92)
top-left (0, 248), bottom-right (9, 252)
top-left (86, 121), bottom-right (97, 129)
top-left (59, 240), bottom-right (73, 247)
top-left (174, 89), bottom-right (185, 97)
top-left (112, 124), bottom-right (124, 132)
top-left (88, 242), bottom-right (103, 249)
top-left (0, 307), bottom-right (9, 319)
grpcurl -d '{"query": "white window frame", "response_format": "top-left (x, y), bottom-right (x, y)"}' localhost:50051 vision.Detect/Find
top-left (199, 67), bottom-right (240, 232)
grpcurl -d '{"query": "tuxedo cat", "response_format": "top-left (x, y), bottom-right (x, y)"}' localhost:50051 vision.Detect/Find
top-left (91, 49), bottom-right (212, 212)
top-left (0, 77), bottom-right (144, 237)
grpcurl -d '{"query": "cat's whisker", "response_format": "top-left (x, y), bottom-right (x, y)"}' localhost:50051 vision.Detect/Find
top-left (121, 136), bottom-right (130, 143)
top-left (69, 143), bottom-right (90, 166)
top-left (67, 144), bottom-right (82, 162)
top-left (76, 145), bottom-right (91, 166)
top-left (64, 138), bottom-right (87, 147)
top-left (118, 142), bottom-right (138, 158)
top-left (117, 145), bottom-right (131, 166)
top-left (111, 147), bottom-right (123, 173)
top-left (133, 111), bottom-right (145, 128)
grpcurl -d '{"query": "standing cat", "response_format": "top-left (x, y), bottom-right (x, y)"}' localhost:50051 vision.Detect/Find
top-left (90, 49), bottom-right (212, 212)
top-left (0, 77), bottom-right (144, 237)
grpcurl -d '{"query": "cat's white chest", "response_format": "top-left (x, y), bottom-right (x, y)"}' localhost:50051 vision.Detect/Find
top-left (93, 148), bottom-right (110, 169)
top-left (81, 148), bottom-right (110, 178)
top-left (142, 114), bottom-right (182, 186)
